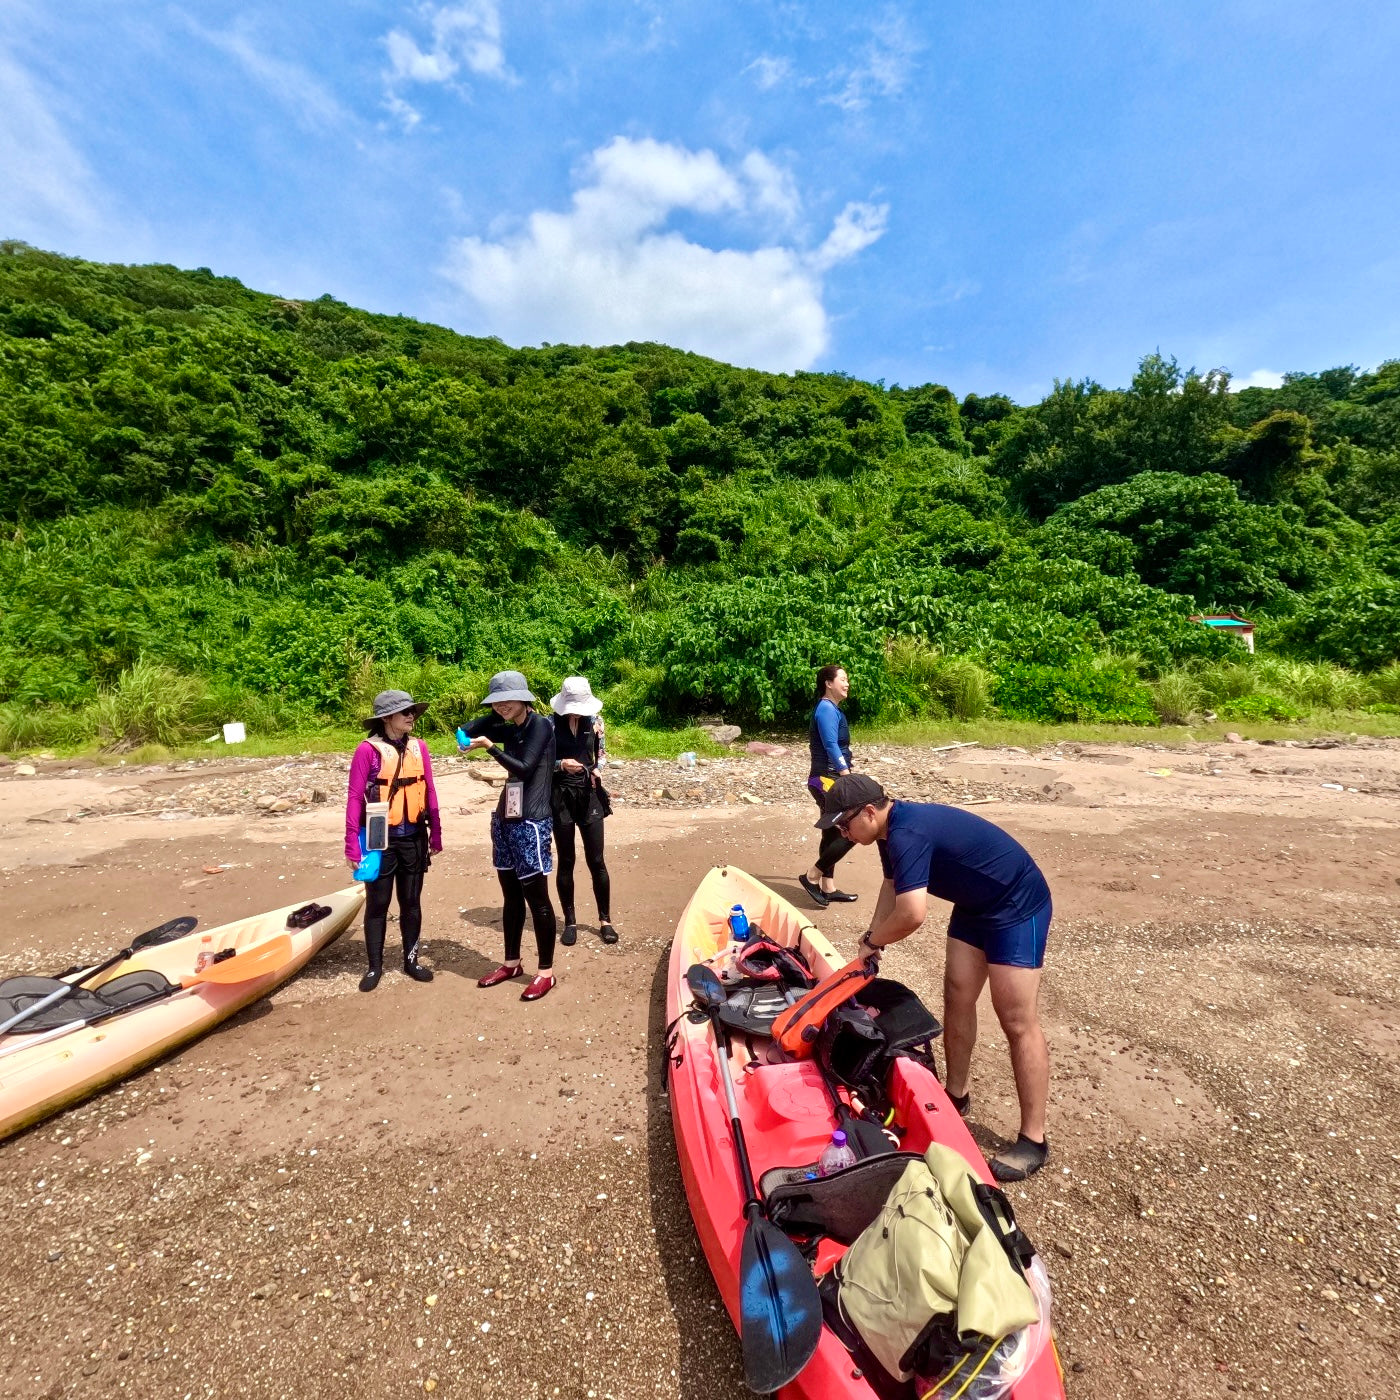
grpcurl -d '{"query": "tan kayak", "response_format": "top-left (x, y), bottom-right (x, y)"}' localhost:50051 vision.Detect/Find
top-left (0, 885), bottom-right (364, 1140)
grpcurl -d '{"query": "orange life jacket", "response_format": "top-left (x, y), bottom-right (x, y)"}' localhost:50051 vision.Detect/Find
top-left (771, 956), bottom-right (877, 1059)
top-left (367, 737), bottom-right (427, 826)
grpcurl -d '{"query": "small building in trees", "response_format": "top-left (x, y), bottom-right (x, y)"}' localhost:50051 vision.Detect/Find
top-left (1192, 611), bottom-right (1255, 653)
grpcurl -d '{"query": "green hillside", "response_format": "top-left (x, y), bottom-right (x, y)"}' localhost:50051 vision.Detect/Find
top-left (2, 240), bottom-right (1398, 748)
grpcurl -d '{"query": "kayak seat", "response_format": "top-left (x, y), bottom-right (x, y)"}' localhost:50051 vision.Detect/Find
top-left (0, 970), bottom-right (174, 1033)
top-left (99, 970), bottom-right (175, 1006)
top-left (760, 1151), bottom-right (921, 1246)
top-left (0, 977), bottom-right (112, 1030)
top-left (714, 981), bottom-right (799, 1038)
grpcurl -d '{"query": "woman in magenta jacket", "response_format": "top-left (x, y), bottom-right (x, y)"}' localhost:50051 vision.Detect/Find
top-left (344, 689), bottom-right (443, 991)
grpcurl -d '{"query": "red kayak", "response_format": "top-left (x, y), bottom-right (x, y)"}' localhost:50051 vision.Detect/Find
top-left (666, 865), bottom-right (1066, 1400)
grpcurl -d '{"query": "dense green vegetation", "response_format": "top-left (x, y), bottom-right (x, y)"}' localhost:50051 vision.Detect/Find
top-left (1, 241), bottom-right (1398, 750)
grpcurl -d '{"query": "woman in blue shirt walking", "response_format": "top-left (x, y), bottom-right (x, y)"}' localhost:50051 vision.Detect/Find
top-left (798, 664), bottom-right (860, 908)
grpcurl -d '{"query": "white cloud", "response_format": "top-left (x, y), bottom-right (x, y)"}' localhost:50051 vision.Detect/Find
top-left (810, 201), bottom-right (889, 272)
top-left (745, 55), bottom-right (792, 91)
top-left (178, 14), bottom-right (348, 131)
top-left (1230, 368), bottom-right (1285, 392)
top-left (383, 92), bottom-right (423, 131)
top-left (932, 276), bottom-right (980, 306)
top-left (442, 137), bottom-right (888, 372)
top-left (383, 2), bottom-right (507, 89)
top-left (825, 11), bottom-right (920, 113)
top-left (0, 47), bottom-right (100, 236)
top-left (740, 151), bottom-right (801, 224)
top-left (384, 29), bottom-right (457, 84)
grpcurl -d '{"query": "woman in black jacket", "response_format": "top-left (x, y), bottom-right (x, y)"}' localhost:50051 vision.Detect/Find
top-left (549, 676), bottom-right (616, 946)
top-left (458, 670), bottom-right (560, 1001)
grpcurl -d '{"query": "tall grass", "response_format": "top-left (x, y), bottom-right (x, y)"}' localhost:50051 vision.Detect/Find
top-left (1251, 657), bottom-right (1373, 710)
top-left (1150, 671), bottom-right (1204, 725)
top-left (90, 659), bottom-right (214, 749)
top-left (883, 639), bottom-right (991, 720)
top-left (1373, 664), bottom-right (1400, 705)
top-left (0, 703), bottom-right (95, 751)
top-left (938, 657), bottom-right (992, 720)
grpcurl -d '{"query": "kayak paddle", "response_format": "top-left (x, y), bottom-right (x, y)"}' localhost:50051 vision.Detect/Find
top-left (0, 935), bottom-right (295, 1061)
top-left (0, 916), bottom-right (198, 1036)
top-left (686, 962), bottom-right (823, 1393)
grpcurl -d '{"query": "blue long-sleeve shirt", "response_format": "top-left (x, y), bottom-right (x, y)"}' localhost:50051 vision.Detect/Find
top-left (808, 698), bottom-right (852, 782)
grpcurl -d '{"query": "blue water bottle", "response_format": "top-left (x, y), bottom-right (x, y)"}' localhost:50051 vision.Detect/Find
top-left (728, 904), bottom-right (749, 942)
top-left (456, 726), bottom-right (470, 749)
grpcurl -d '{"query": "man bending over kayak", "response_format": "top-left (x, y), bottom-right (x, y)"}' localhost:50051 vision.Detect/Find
top-left (816, 774), bottom-right (1053, 1182)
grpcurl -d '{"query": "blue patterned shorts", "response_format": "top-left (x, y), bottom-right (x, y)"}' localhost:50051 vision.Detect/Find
top-left (490, 812), bottom-right (553, 879)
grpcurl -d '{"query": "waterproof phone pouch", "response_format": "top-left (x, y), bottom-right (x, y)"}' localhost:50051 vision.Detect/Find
top-left (364, 801), bottom-right (390, 851)
top-left (504, 781), bottom-right (524, 819)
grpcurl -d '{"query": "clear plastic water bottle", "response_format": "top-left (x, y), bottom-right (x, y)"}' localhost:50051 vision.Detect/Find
top-left (727, 904), bottom-right (749, 942)
top-left (818, 1130), bottom-right (858, 1176)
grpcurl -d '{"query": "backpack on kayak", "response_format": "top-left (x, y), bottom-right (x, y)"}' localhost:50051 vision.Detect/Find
top-left (832, 1143), bottom-right (1051, 1395)
top-left (816, 978), bottom-right (943, 1111)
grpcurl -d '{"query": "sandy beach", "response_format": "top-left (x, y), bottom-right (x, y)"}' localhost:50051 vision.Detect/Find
top-left (1, 737), bottom-right (1397, 1400)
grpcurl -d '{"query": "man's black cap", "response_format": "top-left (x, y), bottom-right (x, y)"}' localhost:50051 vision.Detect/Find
top-left (814, 773), bottom-right (888, 828)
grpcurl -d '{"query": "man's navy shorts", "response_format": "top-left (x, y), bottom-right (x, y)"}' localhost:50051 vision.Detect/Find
top-left (491, 812), bottom-right (553, 879)
top-left (948, 899), bottom-right (1051, 969)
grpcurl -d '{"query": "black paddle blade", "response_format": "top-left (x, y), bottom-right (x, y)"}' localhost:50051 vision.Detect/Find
top-left (738, 1214), bottom-right (823, 1393)
top-left (130, 916), bottom-right (198, 952)
top-left (685, 962), bottom-right (726, 1013)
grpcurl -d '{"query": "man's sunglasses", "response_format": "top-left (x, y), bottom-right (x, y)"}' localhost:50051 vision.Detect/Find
top-left (834, 805), bottom-right (866, 835)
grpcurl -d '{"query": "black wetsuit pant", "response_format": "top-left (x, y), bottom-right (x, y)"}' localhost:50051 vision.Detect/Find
top-left (364, 830), bottom-right (429, 971)
top-left (556, 815), bottom-right (611, 924)
top-left (498, 871), bottom-right (557, 969)
top-left (809, 784), bottom-right (854, 878)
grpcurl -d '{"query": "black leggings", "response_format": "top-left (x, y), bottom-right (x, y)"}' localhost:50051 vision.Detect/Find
top-left (498, 870), bottom-right (557, 969)
top-left (556, 817), bottom-right (611, 924)
top-left (364, 846), bottom-right (427, 969)
top-left (809, 784), bottom-right (854, 878)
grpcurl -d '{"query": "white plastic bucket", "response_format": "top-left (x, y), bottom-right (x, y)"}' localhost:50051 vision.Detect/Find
top-left (222, 722), bottom-right (247, 744)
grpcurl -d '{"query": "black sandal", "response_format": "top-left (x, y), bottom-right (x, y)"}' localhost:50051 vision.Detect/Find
top-left (990, 1134), bottom-right (1049, 1182)
top-left (561, 924), bottom-right (578, 947)
top-left (599, 923), bottom-right (618, 945)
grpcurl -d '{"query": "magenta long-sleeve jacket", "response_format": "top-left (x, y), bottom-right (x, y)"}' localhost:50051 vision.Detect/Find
top-left (344, 739), bottom-right (443, 863)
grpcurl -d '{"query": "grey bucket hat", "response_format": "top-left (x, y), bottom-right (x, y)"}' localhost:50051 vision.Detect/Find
top-left (363, 689), bottom-right (429, 727)
top-left (480, 670), bottom-right (538, 706)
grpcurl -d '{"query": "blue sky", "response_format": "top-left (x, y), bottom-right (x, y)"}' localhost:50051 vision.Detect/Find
top-left (2, 1), bottom-right (1398, 400)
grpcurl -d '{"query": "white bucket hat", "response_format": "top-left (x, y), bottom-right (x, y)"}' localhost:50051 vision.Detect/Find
top-left (550, 676), bottom-right (603, 717)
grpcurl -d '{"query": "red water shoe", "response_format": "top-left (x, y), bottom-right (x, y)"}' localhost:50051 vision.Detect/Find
top-left (520, 974), bottom-right (555, 1002)
top-left (478, 963), bottom-right (524, 988)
